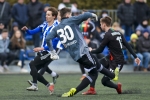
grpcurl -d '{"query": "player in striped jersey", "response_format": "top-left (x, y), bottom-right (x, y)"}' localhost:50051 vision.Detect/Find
top-left (22, 7), bottom-right (63, 94)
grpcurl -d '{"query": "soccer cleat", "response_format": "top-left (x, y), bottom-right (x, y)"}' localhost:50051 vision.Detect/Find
top-left (61, 88), bottom-right (76, 97)
top-left (113, 67), bottom-right (119, 81)
top-left (48, 83), bottom-right (54, 95)
top-left (27, 80), bottom-right (33, 86)
top-left (116, 82), bottom-right (122, 94)
top-left (82, 89), bottom-right (97, 95)
top-left (26, 85), bottom-right (38, 91)
top-left (80, 75), bottom-right (86, 81)
top-left (52, 74), bottom-right (59, 84)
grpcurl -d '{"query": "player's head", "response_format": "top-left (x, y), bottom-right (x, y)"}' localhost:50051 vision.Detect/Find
top-left (100, 16), bottom-right (112, 31)
top-left (46, 7), bottom-right (58, 22)
top-left (59, 7), bottom-right (72, 19)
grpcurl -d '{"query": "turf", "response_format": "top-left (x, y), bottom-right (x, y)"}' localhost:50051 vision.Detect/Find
top-left (0, 73), bottom-right (150, 100)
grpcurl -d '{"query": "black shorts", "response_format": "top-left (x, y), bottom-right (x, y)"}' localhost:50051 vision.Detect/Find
top-left (108, 60), bottom-right (124, 72)
top-left (77, 52), bottom-right (96, 69)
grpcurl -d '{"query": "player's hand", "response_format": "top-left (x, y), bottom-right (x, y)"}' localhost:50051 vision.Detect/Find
top-left (135, 58), bottom-right (141, 66)
top-left (50, 50), bottom-right (59, 60)
top-left (33, 47), bottom-right (44, 52)
top-left (21, 26), bottom-right (28, 31)
top-left (91, 13), bottom-right (98, 21)
top-left (89, 47), bottom-right (92, 51)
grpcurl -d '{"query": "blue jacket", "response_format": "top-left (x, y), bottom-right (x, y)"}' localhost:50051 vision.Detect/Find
top-left (12, 3), bottom-right (28, 26)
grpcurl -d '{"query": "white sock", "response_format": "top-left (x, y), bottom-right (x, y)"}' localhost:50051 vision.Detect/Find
top-left (51, 71), bottom-right (56, 77)
top-left (82, 74), bottom-right (86, 76)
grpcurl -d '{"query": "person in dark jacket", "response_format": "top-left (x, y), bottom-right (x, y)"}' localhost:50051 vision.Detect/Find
top-left (11, 0), bottom-right (28, 29)
top-left (117, 0), bottom-right (135, 36)
top-left (133, 0), bottom-right (150, 29)
top-left (129, 34), bottom-right (143, 71)
top-left (0, 0), bottom-right (11, 28)
top-left (9, 22), bottom-right (19, 38)
top-left (27, 0), bottom-right (43, 47)
top-left (138, 30), bottom-right (150, 72)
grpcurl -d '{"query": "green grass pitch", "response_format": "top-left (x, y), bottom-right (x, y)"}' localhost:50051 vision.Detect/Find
top-left (0, 73), bottom-right (150, 100)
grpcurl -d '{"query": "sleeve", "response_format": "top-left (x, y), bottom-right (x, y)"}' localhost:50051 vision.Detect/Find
top-left (91, 33), bottom-right (109, 54)
top-left (122, 34), bottom-right (137, 58)
top-left (46, 28), bottom-right (57, 51)
top-left (117, 4), bottom-right (124, 21)
top-left (68, 12), bottom-right (92, 25)
top-left (26, 26), bottom-right (42, 35)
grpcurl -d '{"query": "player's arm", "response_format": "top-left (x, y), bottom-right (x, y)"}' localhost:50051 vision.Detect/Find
top-left (69, 12), bottom-right (98, 25)
top-left (91, 33), bottom-right (109, 54)
top-left (122, 35), bottom-right (141, 65)
top-left (21, 26), bottom-right (42, 35)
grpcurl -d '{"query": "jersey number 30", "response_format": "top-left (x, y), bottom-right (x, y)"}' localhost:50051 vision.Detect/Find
top-left (116, 36), bottom-right (123, 49)
top-left (57, 25), bottom-right (74, 44)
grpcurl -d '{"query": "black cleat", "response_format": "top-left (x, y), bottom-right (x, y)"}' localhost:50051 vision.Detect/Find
top-left (53, 74), bottom-right (59, 84)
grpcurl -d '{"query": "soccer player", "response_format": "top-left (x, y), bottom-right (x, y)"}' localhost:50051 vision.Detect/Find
top-left (22, 7), bottom-right (62, 94)
top-left (46, 7), bottom-right (118, 97)
top-left (83, 16), bottom-right (141, 95)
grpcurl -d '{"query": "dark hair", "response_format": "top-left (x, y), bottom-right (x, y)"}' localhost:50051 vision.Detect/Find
top-left (2, 29), bottom-right (8, 33)
top-left (11, 30), bottom-right (26, 49)
top-left (59, 7), bottom-right (71, 18)
top-left (47, 7), bottom-right (58, 19)
top-left (100, 16), bottom-right (112, 27)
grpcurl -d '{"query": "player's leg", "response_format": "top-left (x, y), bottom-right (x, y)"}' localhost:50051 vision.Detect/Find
top-left (61, 53), bottom-right (98, 97)
top-left (79, 64), bottom-right (86, 80)
top-left (101, 62), bottom-right (123, 94)
top-left (82, 56), bottom-right (109, 95)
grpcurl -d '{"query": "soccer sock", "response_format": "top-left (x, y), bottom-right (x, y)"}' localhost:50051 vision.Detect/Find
top-left (101, 76), bottom-right (118, 89)
top-left (75, 77), bottom-right (91, 94)
top-left (37, 73), bottom-right (49, 86)
top-left (99, 65), bottom-right (115, 79)
top-left (51, 71), bottom-right (57, 77)
top-left (82, 74), bottom-right (86, 76)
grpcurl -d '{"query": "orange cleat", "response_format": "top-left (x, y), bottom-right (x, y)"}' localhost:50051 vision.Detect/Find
top-left (116, 82), bottom-right (122, 94)
top-left (82, 87), bottom-right (97, 95)
top-left (48, 83), bottom-right (54, 95)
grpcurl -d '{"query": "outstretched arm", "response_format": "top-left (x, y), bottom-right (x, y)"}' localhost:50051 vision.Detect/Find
top-left (91, 33), bottom-right (109, 54)
top-left (69, 12), bottom-right (98, 25)
top-left (22, 26), bottom-right (42, 35)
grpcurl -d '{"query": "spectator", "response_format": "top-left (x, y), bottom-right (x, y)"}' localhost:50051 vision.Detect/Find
top-left (9, 22), bottom-right (19, 38)
top-left (58, 0), bottom-right (78, 14)
top-left (27, 0), bottom-right (43, 47)
top-left (11, 0), bottom-right (28, 29)
top-left (117, 0), bottom-right (134, 37)
top-left (136, 18), bottom-right (150, 33)
top-left (42, 3), bottom-right (50, 21)
top-left (138, 30), bottom-right (150, 72)
top-left (135, 30), bottom-right (142, 37)
top-left (112, 22), bottom-right (125, 35)
top-left (129, 34), bottom-right (143, 71)
top-left (0, 22), bottom-right (4, 34)
top-left (0, 29), bottom-right (15, 72)
top-left (9, 30), bottom-right (28, 73)
top-left (0, 0), bottom-right (11, 28)
top-left (58, 0), bottom-right (71, 10)
top-left (71, 2), bottom-right (78, 16)
top-left (133, 0), bottom-right (150, 29)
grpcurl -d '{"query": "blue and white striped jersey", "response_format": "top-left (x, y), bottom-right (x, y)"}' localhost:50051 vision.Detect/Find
top-left (26, 20), bottom-right (63, 51)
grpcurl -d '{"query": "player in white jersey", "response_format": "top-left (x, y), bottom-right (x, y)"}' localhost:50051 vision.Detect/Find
top-left (22, 7), bottom-right (63, 94)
